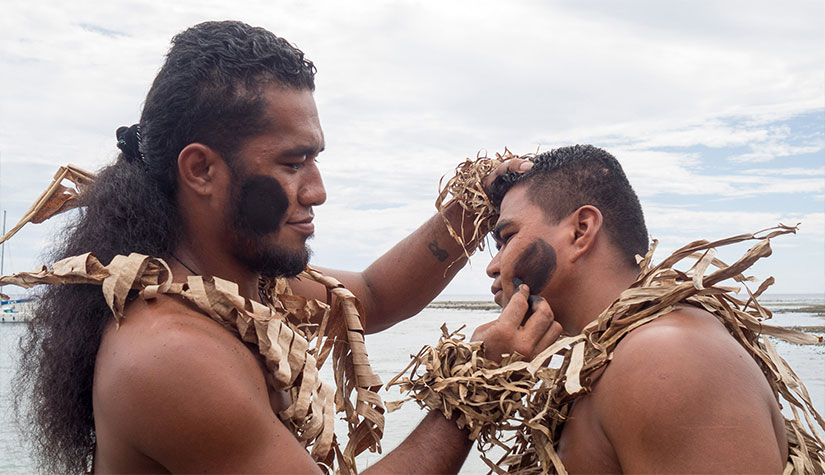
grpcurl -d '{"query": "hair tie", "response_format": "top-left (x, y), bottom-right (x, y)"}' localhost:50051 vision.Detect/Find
top-left (116, 124), bottom-right (145, 163)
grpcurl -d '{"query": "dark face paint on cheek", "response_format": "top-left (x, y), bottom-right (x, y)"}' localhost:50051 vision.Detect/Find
top-left (235, 175), bottom-right (289, 235)
top-left (513, 238), bottom-right (557, 294)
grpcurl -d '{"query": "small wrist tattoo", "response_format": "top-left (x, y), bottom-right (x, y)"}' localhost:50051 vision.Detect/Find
top-left (428, 240), bottom-right (449, 262)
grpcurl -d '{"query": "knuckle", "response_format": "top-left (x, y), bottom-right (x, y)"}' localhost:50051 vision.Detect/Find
top-left (536, 301), bottom-right (553, 316)
top-left (513, 289), bottom-right (529, 302)
top-left (538, 306), bottom-right (554, 320)
top-left (514, 342), bottom-right (533, 357)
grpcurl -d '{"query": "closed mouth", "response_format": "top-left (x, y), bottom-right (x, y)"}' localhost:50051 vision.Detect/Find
top-left (491, 284), bottom-right (503, 306)
top-left (285, 217), bottom-right (314, 234)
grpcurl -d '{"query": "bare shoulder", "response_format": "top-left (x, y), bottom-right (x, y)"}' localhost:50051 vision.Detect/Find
top-left (96, 294), bottom-right (256, 377)
top-left (95, 295), bottom-right (263, 407)
top-left (93, 295), bottom-right (320, 473)
top-left (589, 304), bottom-right (787, 473)
top-left (613, 305), bottom-right (780, 392)
top-left (592, 305), bottom-right (757, 423)
top-left (603, 304), bottom-right (751, 380)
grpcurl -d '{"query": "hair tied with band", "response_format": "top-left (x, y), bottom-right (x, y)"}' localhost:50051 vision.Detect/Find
top-left (115, 124), bottom-right (145, 164)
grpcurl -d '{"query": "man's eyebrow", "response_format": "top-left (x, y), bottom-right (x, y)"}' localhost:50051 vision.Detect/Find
top-left (283, 144), bottom-right (325, 157)
top-left (492, 219), bottom-right (513, 242)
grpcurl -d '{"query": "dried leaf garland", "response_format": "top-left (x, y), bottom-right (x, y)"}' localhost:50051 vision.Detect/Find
top-left (0, 254), bottom-right (384, 474)
top-left (389, 225), bottom-right (825, 474)
top-left (435, 149), bottom-right (536, 261)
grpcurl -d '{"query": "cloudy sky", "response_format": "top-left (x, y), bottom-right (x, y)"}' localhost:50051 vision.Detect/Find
top-left (1, 0), bottom-right (823, 296)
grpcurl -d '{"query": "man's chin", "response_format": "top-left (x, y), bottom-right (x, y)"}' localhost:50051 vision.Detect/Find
top-left (233, 240), bottom-right (311, 280)
top-left (268, 245), bottom-right (312, 278)
top-left (493, 290), bottom-right (504, 308)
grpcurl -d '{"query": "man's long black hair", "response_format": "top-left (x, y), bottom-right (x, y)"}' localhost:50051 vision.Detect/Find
top-left (11, 21), bottom-right (316, 474)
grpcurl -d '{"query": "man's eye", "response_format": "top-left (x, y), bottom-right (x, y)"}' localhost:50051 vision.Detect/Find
top-left (286, 156), bottom-right (319, 170)
top-left (495, 235), bottom-right (512, 250)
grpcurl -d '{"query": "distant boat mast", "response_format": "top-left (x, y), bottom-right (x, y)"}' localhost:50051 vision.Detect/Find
top-left (1, 148), bottom-right (4, 291)
top-left (1, 209), bottom-right (5, 277)
top-left (0, 209), bottom-right (5, 298)
top-left (1, 150), bottom-right (4, 288)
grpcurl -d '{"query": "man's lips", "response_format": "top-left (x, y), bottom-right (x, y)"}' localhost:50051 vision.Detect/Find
top-left (286, 217), bottom-right (314, 235)
top-left (491, 282), bottom-right (503, 306)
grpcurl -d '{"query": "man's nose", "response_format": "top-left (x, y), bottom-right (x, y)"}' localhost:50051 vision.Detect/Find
top-left (486, 252), bottom-right (501, 278)
top-left (299, 164), bottom-right (326, 206)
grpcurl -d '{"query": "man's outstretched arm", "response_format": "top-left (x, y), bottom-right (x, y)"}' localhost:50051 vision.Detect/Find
top-left (291, 158), bottom-right (537, 334)
top-left (293, 202), bottom-right (479, 333)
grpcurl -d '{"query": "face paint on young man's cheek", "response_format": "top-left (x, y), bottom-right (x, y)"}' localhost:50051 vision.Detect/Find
top-left (236, 175), bottom-right (289, 235)
top-left (512, 238), bottom-right (557, 294)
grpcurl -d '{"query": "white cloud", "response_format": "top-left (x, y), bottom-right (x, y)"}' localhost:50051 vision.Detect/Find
top-left (644, 206), bottom-right (821, 240)
top-left (729, 144), bottom-right (824, 163)
top-left (618, 150), bottom-right (825, 198)
top-left (744, 167), bottom-right (825, 176)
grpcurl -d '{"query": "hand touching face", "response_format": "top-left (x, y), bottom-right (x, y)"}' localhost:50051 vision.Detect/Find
top-left (471, 282), bottom-right (563, 362)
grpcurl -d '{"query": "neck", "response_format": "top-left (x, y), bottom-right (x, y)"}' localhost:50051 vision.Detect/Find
top-left (171, 238), bottom-right (262, 303)
top-left (551, 263), bottom-right (639, 335)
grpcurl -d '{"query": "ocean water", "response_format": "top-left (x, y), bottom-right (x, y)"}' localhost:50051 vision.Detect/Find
top-left (1, 296), bottom-right (823, 474)
top-left (1, 323), bottom-right (31, 474)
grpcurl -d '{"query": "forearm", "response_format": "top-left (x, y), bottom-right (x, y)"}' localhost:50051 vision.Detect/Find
top-left (365, 410), bottom-right (473, 474)
top-left (358, 202), bottom-right (479, 333)
top-left (291, 203), bottom-right (482, 332)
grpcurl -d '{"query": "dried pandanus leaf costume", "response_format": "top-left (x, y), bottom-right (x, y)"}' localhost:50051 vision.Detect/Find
top-left (0, 165), bottom-right (384, 474)
top-left (389, 154), bottom-right (825, 474)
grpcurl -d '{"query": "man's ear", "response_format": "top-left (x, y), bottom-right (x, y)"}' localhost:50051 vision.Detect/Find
top-left (177, 143), bottom-right (225, 196)
top-left (569, 205), bottom-right (603, 262)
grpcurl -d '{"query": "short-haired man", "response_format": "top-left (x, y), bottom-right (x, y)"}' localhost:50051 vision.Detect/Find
top-left (484, 144), bottom-right (791, 472)
top-left (11, 21), bottom-right (561, 473)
